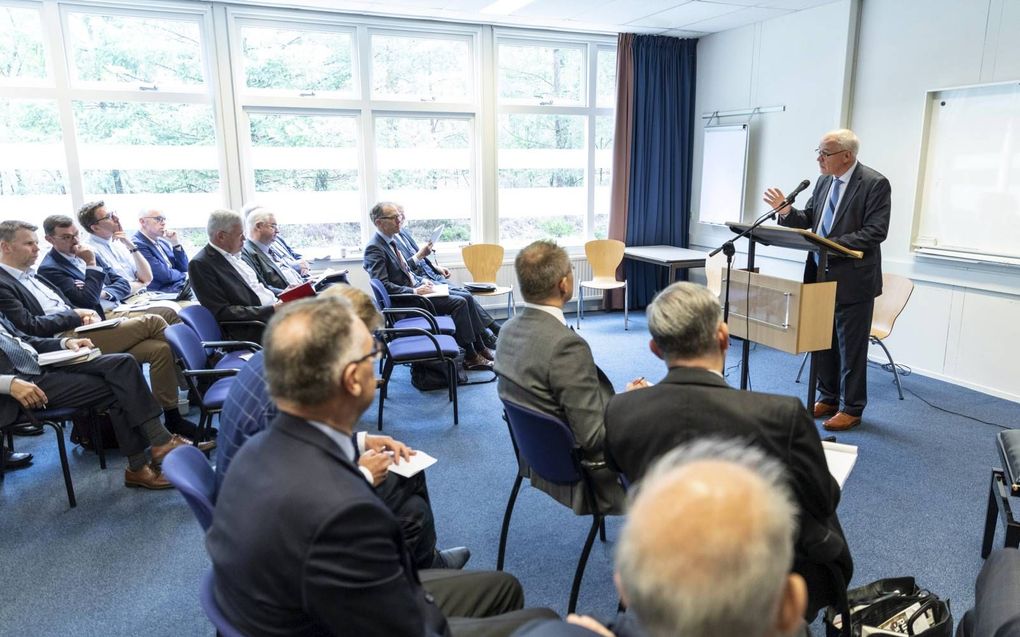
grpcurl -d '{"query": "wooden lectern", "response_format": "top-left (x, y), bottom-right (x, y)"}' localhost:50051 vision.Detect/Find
top-left (724, 223), bottom-right (862, 406)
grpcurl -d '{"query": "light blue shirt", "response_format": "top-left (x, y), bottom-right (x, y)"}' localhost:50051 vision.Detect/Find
top-left (306, 420), bottom-right (373, 483)
top-left (825, 161), bottom-right (858, 229)
top-left (0, 263), bottom-right (70, 315)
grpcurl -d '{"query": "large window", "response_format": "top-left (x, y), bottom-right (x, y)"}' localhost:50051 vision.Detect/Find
top-left (496, 37), bottom-right (616, 246)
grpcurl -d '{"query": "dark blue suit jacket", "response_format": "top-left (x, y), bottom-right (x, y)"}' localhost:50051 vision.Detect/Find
top-left (363, 232), bottom-right (423, 296)
top-left (394, 231), bottom-right (447, 282)
top-left (0, 314), bottom-right (64, 427)
top-left (777, 162), bottom-right (890, 304)
top-left (39, 250), bottom-right (130, 316)
top-left (207, 411), bottom-right (449, 636)
top-left (0, 267), bottom-right (84, 337)
top-left (132, 231), bottom-right (188, 293)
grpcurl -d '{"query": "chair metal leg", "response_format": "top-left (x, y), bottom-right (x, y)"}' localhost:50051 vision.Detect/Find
top-left (568, 514), bottom-right (602, 614)
top-left (448, 359), bottom-right (459, 426)
top-left (599, 518), bottom-right (607, 542)
top-left (795, 352), bottom-right (808, 383)
top-left (982, 470), bottom-right (1000, 558)
top-left (39, 420), bottom-right (76, 509)
top-left (378, 358), bottom-right (394, 431)
top-left (575, 286), bottom-right (583, 329)
top-left (623, 281), bottom-right (628, 330)
top-left (497, 475), bottom-right (524, 571)
top-left (872, 337), bottom-right (904, 399)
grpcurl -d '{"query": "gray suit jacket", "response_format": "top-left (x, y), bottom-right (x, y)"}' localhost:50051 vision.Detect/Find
top-left (494, 307), bottom-right (625, 515)
top-left (240, 239), bottom-right (289, 293)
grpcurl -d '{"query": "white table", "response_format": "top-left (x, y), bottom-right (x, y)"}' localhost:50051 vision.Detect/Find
top-left (623, 245), bottom-right (707, 283)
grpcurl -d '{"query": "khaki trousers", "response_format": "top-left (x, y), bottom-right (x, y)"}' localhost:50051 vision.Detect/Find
top-left (61, 314), bottom-right (179, 410)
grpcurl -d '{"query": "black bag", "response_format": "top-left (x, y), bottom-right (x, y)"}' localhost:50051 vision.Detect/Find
top-left (825, 577), bottom-right (953, 637)
top-left (69, 412), bottom-right (119, 450)
top-left (410, 357), bottom-right (468, 391)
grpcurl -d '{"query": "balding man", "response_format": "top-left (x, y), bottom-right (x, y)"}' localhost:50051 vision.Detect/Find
top-left (764, 128), bottom-right (890, 431)
top-left (208, 295), bottom-right (555, 636)
top-left (189, 209), bottom-right (278, 343)
top-left (605, 282), bottom-right (851, 620)
top-left (241, 207), bottom-right (305, 292)
top-left (133, 209), bottom-right (190, 294)
top-left (514, 439), bottom-right (809, 637)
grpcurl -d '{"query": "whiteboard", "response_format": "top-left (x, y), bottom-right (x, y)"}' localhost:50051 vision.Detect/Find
top-left (697, 124), bottom-right (749, 226)
top-left (913, 82), bottom-right (1020, 264)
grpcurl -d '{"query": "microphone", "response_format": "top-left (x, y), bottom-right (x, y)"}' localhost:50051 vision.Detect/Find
top-left (783, 179), bottom-right (811, 205)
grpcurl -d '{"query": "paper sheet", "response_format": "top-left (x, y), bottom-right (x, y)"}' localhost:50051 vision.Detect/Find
top-left (422, 284), bottom-right (449, 298)
top-left (429, 225), bottom-right (445, 244)
top-left (74, 318), bottom-right (124, 333)
top-left (387, 451), bottom-right (437, 478)
top-left (822, 440), bottom-right (858, 489)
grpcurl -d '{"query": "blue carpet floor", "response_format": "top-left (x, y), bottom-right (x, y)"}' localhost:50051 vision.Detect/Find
top-left (1, 311), bottom-right (1018, 635)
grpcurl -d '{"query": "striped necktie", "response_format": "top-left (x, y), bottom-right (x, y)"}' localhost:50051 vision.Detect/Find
top-left (0, 331), bottom-right (42, 375)
top-left (820, 177), bottom-right (842, 237)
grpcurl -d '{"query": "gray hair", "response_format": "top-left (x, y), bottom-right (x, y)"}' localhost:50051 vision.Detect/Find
top-left (246, 207), bottom-right (275, 234)
top-left (646, 282), bottom-right (722, 360)
top-left (263, 295), bottom-right (367, 406)
top-left (42, 215), bottom-right (75, 237)
top-left (0, 220), bottom-right (38, 243)
top-left (207, 209), bottom-right (242, 239)
top-left (824, 128), bottom-right (860, 155)
top-left (514, 240), bottom-right (571, 302)
top-left (616, 438), bottom-right (797, 637)
top-left (370, 201), bottom-right (399, 223)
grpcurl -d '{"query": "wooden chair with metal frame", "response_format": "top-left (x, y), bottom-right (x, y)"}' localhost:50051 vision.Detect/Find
top-left (576, 239), bottom-right (628, 330)
top-left (461, 243), bottom-right (515, 318)
top-left (797, 273), bottom-right (914, 399)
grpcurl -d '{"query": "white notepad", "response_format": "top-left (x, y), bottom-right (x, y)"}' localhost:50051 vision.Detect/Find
top-left (822, 441), bottom-right (858, 489)
top-left (387, 451), bottom-right (437, 478)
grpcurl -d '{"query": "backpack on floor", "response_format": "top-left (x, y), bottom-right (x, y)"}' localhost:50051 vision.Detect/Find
top-left (410, 357), bottom-right (468, 391)
top-left (70, 412), bottom-right (119, 450)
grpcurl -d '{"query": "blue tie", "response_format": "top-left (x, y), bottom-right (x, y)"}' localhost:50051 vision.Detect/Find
top-left (820, 177), bottom-right (842, 237)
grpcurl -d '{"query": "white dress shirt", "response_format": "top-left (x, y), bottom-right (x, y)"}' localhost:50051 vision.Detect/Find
top-left (0, 264), bottom-right (71, 315)
top-left (87, 234), bottom-right (138, 281)
top-left (208, 243), bottom-right (278, 307)
top-left (522, 302), bottom-right (567, 326)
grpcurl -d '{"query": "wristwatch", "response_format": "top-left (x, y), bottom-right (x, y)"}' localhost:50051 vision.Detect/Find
top-left (129, 248), bottom-right (139, 253)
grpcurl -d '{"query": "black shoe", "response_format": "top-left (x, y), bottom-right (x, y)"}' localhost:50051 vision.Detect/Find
top-left (433, 547), bottom-right (471, 570)
top-left (11, 423), bottom-right (43, 436)
top-left (3, 449), bottom-right (34, 469)
top-left (482, 329), bottom-right (498, 349)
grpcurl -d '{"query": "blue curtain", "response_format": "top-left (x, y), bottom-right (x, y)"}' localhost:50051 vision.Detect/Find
top-left (624, 35), bottom-right (697, 308)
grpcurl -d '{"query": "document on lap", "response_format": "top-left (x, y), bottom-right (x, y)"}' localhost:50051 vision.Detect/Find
top-left (387, 450), bottom-right (437, 478)
top-left (74, 318), bottom-right (124, 333)
top-left (422, 283), bottom-right (449, 298)
top-left (38, 347), bottom-right (102, 367)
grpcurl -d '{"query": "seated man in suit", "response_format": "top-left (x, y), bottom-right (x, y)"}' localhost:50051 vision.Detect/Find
top-left (0, 220), bottom-right (198, 435)
top-left (215, 284), bottom-right (469, 571)
top-left (133, 209), bottom-right (190, 294)
top-left (956, 548), bottom-right (1020, 637)
top-left (604, 282), bottom-right (852, 620)
top-left (242, 203), bottom-right (311, 280)
top-left (364, 202), bottom-right (495, 371)
top-left (189, 209), bottom-right (278, 344)
top-left (241, 207), bottom-right (305, 292)
top-left (0, 313), bottom-right (201, 489)
top-left (513, 439), bottom-right (809, 637)
top-left (208, 295), bottom-right (555, 636)
top-left (39, 215), bottom-right (180, 326)
top-left (494, 240), bottom-right (636, 515)
top-left (77, 200), bottom-right (153, 294)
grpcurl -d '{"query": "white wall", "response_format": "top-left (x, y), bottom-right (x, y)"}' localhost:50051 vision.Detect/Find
top-left (693, 0), bottom-right (1020, 402)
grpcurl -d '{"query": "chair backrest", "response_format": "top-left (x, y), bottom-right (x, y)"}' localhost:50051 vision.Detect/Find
top-left (369, 279), bottom-right (393, 310)
top-left (200, 569), bottom-right (247, 637)
top-left (871, 273), bottom-right (914, 340)
top-left (461, 244), bottom-right (504, 283)
top-left (502, 400), bottom-right (581, 485)
top-left (162, 445), bottom-right (217, 530)
top-left (584, 239), bottom-right (625, 279)
top-left (164, 323), bottom-right (211, 372)
top-left (179, 305), bottom-right (224, 342)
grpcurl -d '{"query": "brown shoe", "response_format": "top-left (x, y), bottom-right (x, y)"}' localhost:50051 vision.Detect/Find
top-left (124, 464), bottom-right (173, 490)
top-left (150, 434), bottom-right (215, 466)
top-left (813, 402), bottom-right (838, 419)
top-left (463, 354), bottom-right (493, 371)
top-left (477, 347), bottom-right (495, 362)
top-left (823, 412), bottom-right (861, 432)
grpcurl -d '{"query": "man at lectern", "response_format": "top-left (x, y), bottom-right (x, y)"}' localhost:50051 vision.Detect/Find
top-left (763, 128), bottom-right (890, 431)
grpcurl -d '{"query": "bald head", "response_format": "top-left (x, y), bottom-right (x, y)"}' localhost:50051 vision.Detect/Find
top-left (616, 439), bottom-right (804, 637)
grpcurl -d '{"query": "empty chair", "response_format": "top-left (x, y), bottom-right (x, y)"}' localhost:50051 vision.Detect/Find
top-left (376, 326), bottom-right (461, 430)
top-left (461, 243), bottom-right (515, 318)
top-left (179, 304), bottom-right (260, 371)
top-left (497, 399), bottom-right (614, 613)
top-left (164, 324), bottom-right (240, 443)
top-left (162, 445), bottom-right (217, 530)
top-left (577, 239), bottom-right (628, 330)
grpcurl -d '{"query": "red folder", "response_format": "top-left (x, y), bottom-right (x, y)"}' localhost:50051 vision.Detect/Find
top-left (276, 281), bottom-right (316, 303)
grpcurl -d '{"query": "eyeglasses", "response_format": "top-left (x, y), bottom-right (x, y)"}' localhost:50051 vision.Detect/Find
top-left (815, 148), bottom-right (846, 158)
top-left (378, 214), bottom-right (404, 222)
top-left (348, 340), bottom-right (383, 368)
top-left (143, 216), bottom-right (167, 223)
top-left (52, 232), bottom-right (79, 241)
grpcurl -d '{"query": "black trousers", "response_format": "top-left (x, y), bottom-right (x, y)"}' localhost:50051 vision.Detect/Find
top-left (956, 548), bottom-right (1020, 637)
top-left (814, 298), bottom-right (874, 416)
top-left (431, 291), bottom-right (491, 350)
top-left (30, 353), bottom-right (163, 456)
top-left (375, 471), bottom-right (438, 569)
top-left (419, 569), bottom-right (558, 637)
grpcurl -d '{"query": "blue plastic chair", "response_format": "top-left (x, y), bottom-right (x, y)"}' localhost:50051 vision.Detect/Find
top-left (164, 324), bottom-right (240, 443)
top-left (162, 445), bottom-right (216, 530)
top-left (496, 400), bottom-right (612, 614)
top-left (0, 407), bottom-right (79, 508)
top-left (375, 326), bottom-right (461, 430)
top-left (179, 305), bottom-right (260, 371)
top-left (369, 279), bottom-right (456, 336)
top-left (200, 569), bottom-right (247, 637)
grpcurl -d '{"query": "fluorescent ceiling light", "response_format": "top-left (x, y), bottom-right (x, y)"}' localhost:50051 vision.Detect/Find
top-left (480, 0), bottom-right (537, 14)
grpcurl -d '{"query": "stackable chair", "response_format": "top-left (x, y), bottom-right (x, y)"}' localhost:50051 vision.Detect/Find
top-left (369, 279), bottom-right (456, 336)
top-left (164, 324), bottom-right (240, 444)
top-left (576, 239), bottom-right (628, 330)
top-left (162, 445), bottom-right (217, 531)
top-left (179, 305), bottom-right (261, 371)
top-left (496, 399), bottom-right (613, 613)
top-left (461, 243), bottom-right (515, 318)
top-left (375, 325), bottom-right (461, 430)
top-left (0, 407), bottom-right (79, 508)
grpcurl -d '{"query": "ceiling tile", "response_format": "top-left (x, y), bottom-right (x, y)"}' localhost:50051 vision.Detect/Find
top-left (586, 0), bottom-right (694, 25)
top-left (752, 0), bottom-right (840, 9)
top-left (684, 5), bottom-right (789, 31)
top-left (625, 1), bottom-right (742, 28)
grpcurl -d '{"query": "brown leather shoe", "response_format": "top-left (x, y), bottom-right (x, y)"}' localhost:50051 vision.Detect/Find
top-left (150, 434), bottom-right (215, 466)
top-left (463, 354), bottom-right (493, 371)
top-left (823, 412), bottom-right (861, 432)
top-left (813, 402), bottom-right (838, 419)
top-left (124, 464), bottom-right (173, 490)
top-left (477, 347), bottom-right (495, 362)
